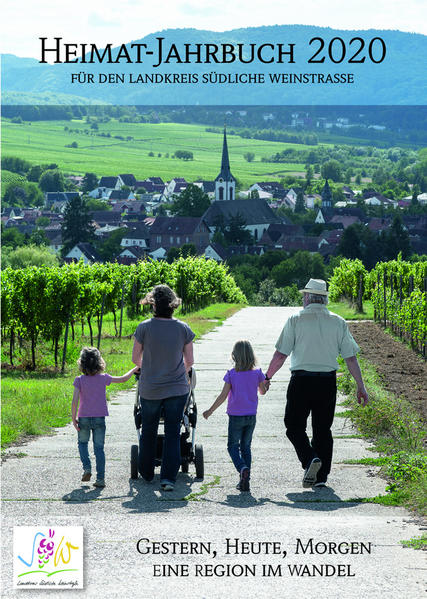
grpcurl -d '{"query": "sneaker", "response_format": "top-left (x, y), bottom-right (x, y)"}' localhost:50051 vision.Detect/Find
top-left (81, 471), bottom-right (91, 482)
top-left (303, 458), bottom-right (322, 488)
top-left (240, 467), bottom-right (250, 492)
top-left (160, 480), bottom-right (175, 491)
top-left (93, 479), bottom-right (105, 488)
top-left (314, 481), bottom-right (327, 488)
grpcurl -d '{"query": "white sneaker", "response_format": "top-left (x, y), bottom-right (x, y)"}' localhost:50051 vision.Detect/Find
top-left (303, 458), bottom-right (322, 488)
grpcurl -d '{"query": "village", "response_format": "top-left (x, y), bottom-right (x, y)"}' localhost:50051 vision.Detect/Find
top-left (2, 128), bottom-right (427, 266)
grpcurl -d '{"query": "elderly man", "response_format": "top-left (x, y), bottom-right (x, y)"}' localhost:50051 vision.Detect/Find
top-left (265, 278), bottom-right (368, 488)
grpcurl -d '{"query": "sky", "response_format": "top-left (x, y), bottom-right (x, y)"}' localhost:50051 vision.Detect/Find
top-left (1, 0), bottom-right (426, 59)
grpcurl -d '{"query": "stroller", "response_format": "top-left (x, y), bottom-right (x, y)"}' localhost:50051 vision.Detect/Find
top-left (130, 368), bottom-right (204, 480)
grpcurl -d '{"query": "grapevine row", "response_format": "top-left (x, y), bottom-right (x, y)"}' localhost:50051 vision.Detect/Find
top-left (1, 257), bottom-right (246, 369)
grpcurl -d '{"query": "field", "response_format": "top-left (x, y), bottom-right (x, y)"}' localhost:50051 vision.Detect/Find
top-left (1, 119), bottom-right (318, 185)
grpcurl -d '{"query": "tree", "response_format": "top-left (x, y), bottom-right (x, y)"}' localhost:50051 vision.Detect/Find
top-left (35, 216), bottom-right (50, 228)
top-left (61, 196), bottom-right (96, 255)
top-left (224, 213), bottom-right (254, 245)
top-left (94, 228), bottom-right (126, 261)
top-left (170, 184), bottom-right (210, 217)
top-left (82, 172), bottom-right (98, 192)
top-left (294, 191), bottom-right (306, 213)
top-left (321, 160), bottom-right (342, 182)
top-left (175, 150), bottom-right (193, 161)
top-left (243, 152), bottom-right (255, 162)
top-left (1, 227), bottom-right (26, 249)
top-left (305, 164), bottom-right (314, 186)
top-left (29, 229), bottom-right (49, 246)
top-left (2, 245), bottom-right (59, 269)
top-left (382, 214), bottom-right (411, 259)
top-left (166, 244), bottom-right (197, 263)
top-left (27, 165), bottom-right (44, 182)
top-left (39, 169), bottom-right (65, 192)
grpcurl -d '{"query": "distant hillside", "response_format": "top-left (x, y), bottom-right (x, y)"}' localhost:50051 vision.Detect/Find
top-left (2, 25), bottom-right (426, 104)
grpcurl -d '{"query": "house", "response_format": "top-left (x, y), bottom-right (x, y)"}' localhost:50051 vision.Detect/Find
top-left (202, 199), bottom-right (281, 242)
top-left (165, 178), bottom-right (188, 198)
top-left (203, 243), bottom-right (228, 262)
top-left (368, 218), bottom-right (392, 233)
top-left (45, 192), bottom-right (80, 208)
top-left (117, 245), bottom-right (147, 264)
top-left (108, 189), bottom-right (136, 202)
top-left (90, 211), bottom-right (123, 228)
top-left (194, 180), bottom-right (216, 199)
top-left (280, 236), bottom-right (319, 253)
top-left (94, 224), bottom-right (124, 238)
top-left (120, 224), bottom-right (151, 250)
top-left (2, 207), bottom-right (22, 219)
top-left (44, 230), bottom-right (63, 254)
top-left (89, 176), bottom-right (125, 198)
top-left (259, 223), bottom-right (305, 247)
top-left (149, 216), bottom-right (210, 252)
top-left (329, 215), bottom-right (361, 229)
top-left (118, 174), bottom-right (137, 187)
top-left (64, 243), bottom-right (102, 264)
top-left (111, 201), bottom-right (146, 216)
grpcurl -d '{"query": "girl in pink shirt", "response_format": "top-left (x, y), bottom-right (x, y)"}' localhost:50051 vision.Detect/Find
top-left (203, 340), bottom-right (267, 492)
top-left (72, 347), bottom-right (137, 487)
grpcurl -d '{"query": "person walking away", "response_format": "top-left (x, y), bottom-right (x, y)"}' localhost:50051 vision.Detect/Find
top-left (72, 346), bottom-right (138, 488)
top-left (203, 340), bottom-right (268, 492)
top-left (265, 279), bottom-right (369, 488)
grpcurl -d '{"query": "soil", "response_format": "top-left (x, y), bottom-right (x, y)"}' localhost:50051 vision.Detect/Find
top-left (348, 321), bottom-right (427, 423)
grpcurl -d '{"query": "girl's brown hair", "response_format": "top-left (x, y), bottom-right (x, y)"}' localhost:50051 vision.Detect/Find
top-left (78, 347), bottom-right (105, 376)
top-left (232, 340), bottom-right (256, 372)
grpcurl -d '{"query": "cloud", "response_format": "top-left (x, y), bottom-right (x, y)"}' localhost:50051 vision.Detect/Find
top-left (87, 12), bottom-right (121, 28)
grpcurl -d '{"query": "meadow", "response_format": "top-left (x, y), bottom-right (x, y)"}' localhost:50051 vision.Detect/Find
top-left (1, 119), bottom-right (319, 185)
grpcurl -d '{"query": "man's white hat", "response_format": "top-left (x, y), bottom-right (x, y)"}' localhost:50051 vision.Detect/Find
top-left (299, 278), bottom-right (329, 296)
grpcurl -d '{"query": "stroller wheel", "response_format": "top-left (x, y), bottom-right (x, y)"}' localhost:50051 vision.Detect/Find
top-left (195, 444), bottom-right (204, 480)
top-left (130, 444), bottom-right (139, 479)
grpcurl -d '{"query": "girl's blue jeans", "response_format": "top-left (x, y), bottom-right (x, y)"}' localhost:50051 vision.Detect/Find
top-left (227, 415), bottom-right (256, 473)
top-left (77, 417), bottom-right (106, 479)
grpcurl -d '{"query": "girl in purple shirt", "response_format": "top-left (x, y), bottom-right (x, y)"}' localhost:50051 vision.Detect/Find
top-left (72, 347), bottom-right (137, 488)
top-left (203, 340), bottom-right (267, 492)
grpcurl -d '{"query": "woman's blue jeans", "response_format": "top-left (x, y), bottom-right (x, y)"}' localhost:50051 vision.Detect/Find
top-left (77, 417), bottom-right (106, 479)
top-left (227, 415), bottom-right (256, 474)
top-left (139, 394), bottom-right (188, 483)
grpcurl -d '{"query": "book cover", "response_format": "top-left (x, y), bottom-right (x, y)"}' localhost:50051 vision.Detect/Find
top-left (1, 1), bottom-right (426, 598)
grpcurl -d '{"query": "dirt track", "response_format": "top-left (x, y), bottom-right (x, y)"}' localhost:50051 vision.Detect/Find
top-left (348, 321), bottom-right (427, 422)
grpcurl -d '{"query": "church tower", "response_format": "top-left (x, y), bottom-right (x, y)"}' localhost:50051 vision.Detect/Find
top-left (321, 179), bottom-right (333, 210)
top-left (215, 127), bottom-right (235, 201)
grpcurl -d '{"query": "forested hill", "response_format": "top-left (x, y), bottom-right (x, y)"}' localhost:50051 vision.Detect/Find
top-left (2, 25), bottom-right (426, 105)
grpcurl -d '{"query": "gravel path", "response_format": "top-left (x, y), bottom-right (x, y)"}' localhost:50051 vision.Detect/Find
top-left (2, 307), bottom-right (426, 598)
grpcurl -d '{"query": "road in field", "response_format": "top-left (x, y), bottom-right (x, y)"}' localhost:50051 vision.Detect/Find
top-left (2, 307), bottom-right (426, 598)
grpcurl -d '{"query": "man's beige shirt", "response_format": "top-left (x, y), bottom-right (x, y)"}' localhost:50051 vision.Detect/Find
top-left (275, 304), bottom-right (360, 372)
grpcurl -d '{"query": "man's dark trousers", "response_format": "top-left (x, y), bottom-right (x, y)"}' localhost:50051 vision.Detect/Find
top-left (284, 372), bottom-right (337, 483)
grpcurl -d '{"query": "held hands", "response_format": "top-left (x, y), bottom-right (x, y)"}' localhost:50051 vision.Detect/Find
top-left (357, 385), bottom-right (369, 407)
top-left (73, 419), bottom-right (80, 432)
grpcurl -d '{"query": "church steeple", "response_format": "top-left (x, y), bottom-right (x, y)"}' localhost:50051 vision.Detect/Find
top-left (321, 179), bottom-right (333, 209)
top-left (215, 126), bottom-right (235, 201)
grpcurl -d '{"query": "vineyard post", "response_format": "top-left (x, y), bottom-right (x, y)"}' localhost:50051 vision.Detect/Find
top-left (119, 283), bottom-right (125, 339)
top-left (424, 277), bottom-right (427, 359)
top-left (357, 274), bottom-right (363, 313)
top-left (399, 275), bottom-right (403, 339)
top-left (97, 294), bottom-right (106, 349)
top-left (9, 328), bottom-right (14, 366)
top-left (409, 275), bottom-right (414, 350)
top-left (390, 273), bottom-right (394, 333)
top-left (383, 271), bottom-right (387, 328)
top-left (375, 271), bottom-right (380, 322)
top-left (61, 315), bottom-right (70, 373)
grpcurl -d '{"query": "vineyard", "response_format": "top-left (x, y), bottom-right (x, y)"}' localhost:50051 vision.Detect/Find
top-left (329, 258), bottom-right (427, 357)
top-left (1, 257), bottom-right (246, 370)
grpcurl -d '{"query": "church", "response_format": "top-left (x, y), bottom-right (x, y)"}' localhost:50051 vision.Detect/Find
top-left (215, 127), bottom-right (236, 202)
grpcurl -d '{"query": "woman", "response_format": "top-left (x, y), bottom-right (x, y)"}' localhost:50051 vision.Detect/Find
top-left (132, 284), bottom-right (195, 491)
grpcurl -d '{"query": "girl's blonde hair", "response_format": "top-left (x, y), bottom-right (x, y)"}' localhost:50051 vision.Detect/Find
top-left (78, 346), bottom-right (105, 376)
top-left (232, 340), bottom-right (256, 372)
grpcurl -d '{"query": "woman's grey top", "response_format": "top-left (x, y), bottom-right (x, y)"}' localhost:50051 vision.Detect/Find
top-left (134, 318), bottom-right (195, 400)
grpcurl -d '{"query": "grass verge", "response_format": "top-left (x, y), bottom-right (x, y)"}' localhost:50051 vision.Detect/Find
top-left (328, 300), bottom-right (374, 320)
top-left (1, 303), bottom-right (243, 449)
top-left (337, 355), bottom-right (427, 519)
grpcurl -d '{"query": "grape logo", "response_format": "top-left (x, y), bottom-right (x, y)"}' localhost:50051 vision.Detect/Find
top-left (13, 526), bottom-right (83, 589)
